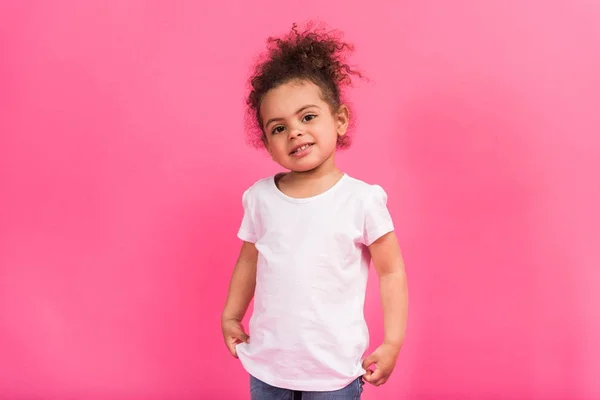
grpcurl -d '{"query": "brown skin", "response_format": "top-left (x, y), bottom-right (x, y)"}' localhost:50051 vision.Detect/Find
top-left (221, 229), bottom-right (409, 385)
top-left (261, 79), bottom-right (349, 197)
top-left (222, 80), bottom-right (408, 386)
top-left (221, 241), bottom-right (257, 358)
top-left (246, 23), bottom-right (360, 150)
top-left (362, 231), bottom-right (408, 386)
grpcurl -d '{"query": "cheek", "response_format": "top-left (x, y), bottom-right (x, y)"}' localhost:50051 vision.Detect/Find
top-left (268, 138), bottom-right (288, 156)
top-left (319, 126), bottom-right (339, 147)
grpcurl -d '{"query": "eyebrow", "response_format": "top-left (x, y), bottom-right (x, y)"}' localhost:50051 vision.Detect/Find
top-left (264, 105), bottom-right (320, 129)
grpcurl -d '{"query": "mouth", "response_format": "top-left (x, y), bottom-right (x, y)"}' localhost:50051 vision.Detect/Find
top-left (289, 143), bottom-right (314, 155)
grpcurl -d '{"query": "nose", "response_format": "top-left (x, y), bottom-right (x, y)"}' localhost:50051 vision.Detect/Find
top-left (288, 123), bottom-right (304, 139)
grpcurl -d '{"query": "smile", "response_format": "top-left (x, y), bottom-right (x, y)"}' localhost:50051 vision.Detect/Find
top-left (290, 143), bottom-right (314, 155)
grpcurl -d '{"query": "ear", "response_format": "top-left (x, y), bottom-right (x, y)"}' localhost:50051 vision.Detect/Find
top-left (335, 105), bottom-right (350, 137)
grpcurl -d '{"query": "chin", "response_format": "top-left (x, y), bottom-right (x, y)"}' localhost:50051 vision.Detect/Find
top-left (286, 160), bottom-right (324, 173)
top-left (290, 166), bottom-right (317, 173)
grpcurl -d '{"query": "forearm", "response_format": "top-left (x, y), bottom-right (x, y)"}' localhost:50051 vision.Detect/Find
top-left (379, 269), bottom-right (408, 348)
top-left (222, 259), bottom-right (256, 322)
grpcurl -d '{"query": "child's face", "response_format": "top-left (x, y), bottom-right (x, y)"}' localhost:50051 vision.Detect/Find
top-left (260, 80), bottom-right (348, 173)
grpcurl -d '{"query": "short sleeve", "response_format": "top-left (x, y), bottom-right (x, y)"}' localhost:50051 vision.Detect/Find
top-left (362, 185), bottom-right (395, 246)
top-left (237, 189), bottom-right (257, 243)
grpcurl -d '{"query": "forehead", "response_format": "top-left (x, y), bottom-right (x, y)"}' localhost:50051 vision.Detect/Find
top-left (260, 80), bottom-right (327, 119)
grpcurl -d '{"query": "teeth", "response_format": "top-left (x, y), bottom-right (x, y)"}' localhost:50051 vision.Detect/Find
top-left (293, 144), bottom-right (311, 154)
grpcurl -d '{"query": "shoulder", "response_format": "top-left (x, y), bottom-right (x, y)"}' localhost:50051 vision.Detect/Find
top-left (243, 175), bottom-right (272, 194)
top-left (240, 175), bottom-right (274, 204)
top-left (343, 175), bottom-right (389, 204)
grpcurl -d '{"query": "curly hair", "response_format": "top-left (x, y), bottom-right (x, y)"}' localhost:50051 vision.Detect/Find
top-left (245, 23), bottom-right (363, 149)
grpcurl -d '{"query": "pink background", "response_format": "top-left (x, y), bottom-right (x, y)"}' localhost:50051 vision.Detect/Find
top-left (1, 1), bottom-right (599, 399)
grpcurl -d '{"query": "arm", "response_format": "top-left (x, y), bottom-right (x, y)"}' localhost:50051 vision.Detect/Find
top-left (221, 241), bottom-right (258, 357)
top-left (362, 231), bottom-right (408, 386)
top-left (371, 231), bottom-right (408, 349)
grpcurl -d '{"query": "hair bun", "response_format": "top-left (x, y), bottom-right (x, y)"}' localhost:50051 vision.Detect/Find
top-left (245, 22), bottom-right (363, 149)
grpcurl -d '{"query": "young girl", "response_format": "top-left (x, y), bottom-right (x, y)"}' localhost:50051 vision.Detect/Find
top-left (221, 23), bottom-right (408, 399)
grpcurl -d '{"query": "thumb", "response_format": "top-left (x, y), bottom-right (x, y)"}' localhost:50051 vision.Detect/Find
top-left (233, 325), bottom-right (250, 343)
top-left (227, 331), bottom-right (249, 359)
top-left (362, 352), bottom-right (377, 370)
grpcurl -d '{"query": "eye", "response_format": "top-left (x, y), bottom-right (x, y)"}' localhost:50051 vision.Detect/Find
top-left (272, 125), bottom-right (285, 135)
top-left (302, 114), bottom-right (317, 122)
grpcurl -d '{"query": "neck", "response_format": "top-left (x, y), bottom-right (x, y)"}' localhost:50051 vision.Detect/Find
top-left (287, 153), bottom-right (340, 181)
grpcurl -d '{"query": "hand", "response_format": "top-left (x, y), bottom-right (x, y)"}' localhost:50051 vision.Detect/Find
top-left (221, 317), bottom-right (249, 358)
top-left (362, 343), bottom-right (400, 386)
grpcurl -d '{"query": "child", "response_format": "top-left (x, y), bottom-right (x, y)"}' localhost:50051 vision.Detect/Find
top-left (221, 23), bottom-right (408, 399)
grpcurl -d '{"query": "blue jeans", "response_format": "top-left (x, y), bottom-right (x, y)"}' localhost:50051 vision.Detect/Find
top-left (250, 375), bottom-right (364, 400)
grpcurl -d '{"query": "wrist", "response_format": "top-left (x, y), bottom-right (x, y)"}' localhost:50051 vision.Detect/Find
top-left (221, 312), bottom-right (243, 323)
top-left (383, 339), bottom-right (403, 352)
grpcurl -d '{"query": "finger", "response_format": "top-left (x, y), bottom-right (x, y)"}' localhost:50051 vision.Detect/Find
top-left (228, 334), bottom-right (249, 357)
top-left (374, 377), bottom-right (388, 387)
top-left (362, 354), bottom-right (377, 370)
top-left (363, 369), bottom-right (376, 384)
top-left (226, 339), bottom-right (239, 358)
top-left (368, 368), bottom-right (385, 383)
top-left (231, 326), bottom-right (250, 343)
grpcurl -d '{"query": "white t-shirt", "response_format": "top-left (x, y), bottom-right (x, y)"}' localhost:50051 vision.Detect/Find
top-left (235, 173), bottom-right (395, 391)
